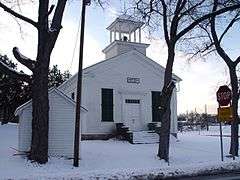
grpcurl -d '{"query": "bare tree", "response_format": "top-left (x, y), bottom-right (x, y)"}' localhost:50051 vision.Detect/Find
top-left (210, 1), bottom-right (240, 158)
top-left (0, 0), bottom-right (106, 164)
top-left (133, 0), bottom-right (240, 162)
top-left (0, 1), bottom-right (67, 164)
top-left (201, 0), bottom-right (240, 157)
top-left (184, 0), bottom-right (240, 157)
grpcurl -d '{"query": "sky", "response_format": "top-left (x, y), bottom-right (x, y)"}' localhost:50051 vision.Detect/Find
top-left (0, 0), bottom-right (236, 115)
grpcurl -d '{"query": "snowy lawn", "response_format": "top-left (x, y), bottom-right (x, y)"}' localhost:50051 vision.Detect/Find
top-left (1, 124), bottom-right (240, 180)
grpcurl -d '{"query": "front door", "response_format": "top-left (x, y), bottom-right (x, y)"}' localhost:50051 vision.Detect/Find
top-left (124, 99), bottom-right (141, 131)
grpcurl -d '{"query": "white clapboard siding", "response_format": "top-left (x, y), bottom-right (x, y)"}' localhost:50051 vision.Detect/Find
top-left (16, 88), bottom-right (87, 158)
top-left (59, 50), bottom-right (180, 135)
top-left (18, 106), bottom-right (32, 152)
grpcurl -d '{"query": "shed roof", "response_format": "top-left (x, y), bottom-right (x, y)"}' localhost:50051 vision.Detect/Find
top-left (15, 88), bottom-right (87, 116)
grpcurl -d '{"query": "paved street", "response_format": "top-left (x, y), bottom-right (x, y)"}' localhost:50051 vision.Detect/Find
top-left (176, 172), bottom-right (240, 180)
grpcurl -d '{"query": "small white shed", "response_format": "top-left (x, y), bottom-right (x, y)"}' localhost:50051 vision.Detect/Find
top-left (15, 88), bottom-right (87, 158)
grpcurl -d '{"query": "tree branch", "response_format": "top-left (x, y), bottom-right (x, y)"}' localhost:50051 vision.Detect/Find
top-left (174, 0), bottom-right (184, 15)
top-left (136, 0), bottom-right (160, 25)
top-left (42, 4), bottom-right (55, 23)
top-left (50, 0), bottom-right (67, 32)
top-left (170, 0), bottom-right (186, 41)
top-left (187, 42), bottom-right (215, 60)
top-left (160, 0), bottom-right (170, 45)
top-left (0, 2), bottom-right (38, 28)
top-left (179, 0), bottom-right (205, 18)
top-left (219, 13), bottom-right (240, 43)
top-left (176, 3), bottom-right (240, 41)
top-left (13, 47), bottom-right (35, 71)
top-left (210, 0), bottom-right (233, 67)
top-left (47, 4), bottom-right (55, 17)
top-left (0, 61), bottom-right (31, 83)
top-left (234, 56), bottom-right (240, 65)
top-left (38, 1), bottom-right (49, 31)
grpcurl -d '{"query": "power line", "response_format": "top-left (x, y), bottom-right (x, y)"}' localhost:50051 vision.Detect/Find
top-left (68, 17), bottom-right (81, 72)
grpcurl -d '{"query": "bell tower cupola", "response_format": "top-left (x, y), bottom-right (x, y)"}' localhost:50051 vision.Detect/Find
top-left (102, 15), bottom-right (150, 59)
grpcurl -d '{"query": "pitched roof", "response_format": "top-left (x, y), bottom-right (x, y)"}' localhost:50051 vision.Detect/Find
top-left (15, 88), bottom-right (87, 116)
top-left (59, 49), bottom-right (182, 90)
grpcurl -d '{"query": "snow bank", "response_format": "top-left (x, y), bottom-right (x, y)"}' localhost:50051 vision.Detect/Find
top-left (1, 124), bottom-right (240, 180)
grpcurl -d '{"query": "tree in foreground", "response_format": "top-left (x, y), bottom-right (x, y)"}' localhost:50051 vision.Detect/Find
top-left (196, 0), bottom-right (240, 157)
top-left (210, 1), bottom-right (240, 157)
top-left (0, 62), bottom-right (71, 124)
top-left (133, 0), bottom-right (240, 161)
top-left (0, 1), bottom-right (68, 164)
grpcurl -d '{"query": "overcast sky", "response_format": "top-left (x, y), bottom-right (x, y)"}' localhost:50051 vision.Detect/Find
top-left (0, 1), bottom-right (237, 115)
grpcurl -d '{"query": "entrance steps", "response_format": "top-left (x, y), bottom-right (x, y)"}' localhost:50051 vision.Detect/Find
top-left (132, 131), bottom-right (159, 144)
top-left (115, 123), bottom-right (163, 144)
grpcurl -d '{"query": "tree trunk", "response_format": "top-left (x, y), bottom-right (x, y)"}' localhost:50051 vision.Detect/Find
top-left (29, 27), bottom-right (52, 163)
top-left (158, 43), bottom-right (175, 161)
top-left (28, 0), bottom-right (66, 163)
top-left (29, 54), bottom-right (50, 163)
top-left (1, 106), bottom-right (7, 125)
top-left (0, 0), bottom-right (67, 164)
top-left (158, 96), bottom-right (172, 161)
top-left (229, 67), bottom-right (239, 157)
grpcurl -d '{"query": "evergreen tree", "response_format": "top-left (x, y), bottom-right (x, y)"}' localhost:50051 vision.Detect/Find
top-left (48, 65), bottom-right (71, 88)
top-left (0, 60), bottom-right (71, 124)
top-left (0, 55), bottom-right (29, 124)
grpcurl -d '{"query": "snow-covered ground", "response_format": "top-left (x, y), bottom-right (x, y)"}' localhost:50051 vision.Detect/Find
top-left (0, 124), bottom-right (240, 180)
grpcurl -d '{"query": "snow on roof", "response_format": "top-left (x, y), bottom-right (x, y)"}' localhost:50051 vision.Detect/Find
top-left (14, 88), bottom-right (87, 116)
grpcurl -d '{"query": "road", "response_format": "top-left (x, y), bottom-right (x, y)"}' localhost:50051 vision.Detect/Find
top-left (175, 172), bottom-right (240, 180)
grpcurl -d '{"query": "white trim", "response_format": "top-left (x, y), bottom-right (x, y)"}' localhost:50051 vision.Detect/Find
top-left (102, 40), bottom-right (150, 54)
top-left (139, 27), bottom-right (141, 43)
top-left (110, 31), bottom-right (112, 43)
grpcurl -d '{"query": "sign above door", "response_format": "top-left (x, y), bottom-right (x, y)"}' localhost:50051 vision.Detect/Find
top-left (127, 77), bottom-right (140, 84)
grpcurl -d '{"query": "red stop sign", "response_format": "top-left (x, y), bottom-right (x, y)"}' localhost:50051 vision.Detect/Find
top-left (216, 85), bottom-right (232, 106)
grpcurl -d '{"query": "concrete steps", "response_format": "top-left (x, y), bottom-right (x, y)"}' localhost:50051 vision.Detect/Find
top-left (132, 131), bottom-right (159, 144)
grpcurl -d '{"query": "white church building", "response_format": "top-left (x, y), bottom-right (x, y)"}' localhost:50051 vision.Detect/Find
top-left (16, 16), bottom-right (181, 156)
top-left (58, 16), bottom-right (181, 139)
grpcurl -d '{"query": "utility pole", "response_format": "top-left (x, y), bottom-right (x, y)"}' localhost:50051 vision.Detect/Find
top-left (74, 0), bottom-right (91, 167)
top-left (205, 104), bottom-right (209, 131)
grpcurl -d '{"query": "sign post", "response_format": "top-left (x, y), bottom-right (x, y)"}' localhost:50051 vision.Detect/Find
top-left (218, 107), bottom-right (224, 162)
top-left (216, 85), bottom-right (232, 162)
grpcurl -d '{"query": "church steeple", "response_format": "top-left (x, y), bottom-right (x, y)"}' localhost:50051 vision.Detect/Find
top-left (107, 15), bottom-right (144, 43)
top-left (102, 15), bottom-right (149, 59)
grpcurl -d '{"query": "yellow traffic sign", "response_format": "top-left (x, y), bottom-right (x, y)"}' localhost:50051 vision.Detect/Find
top-left (218, 106), bottom-right (233, 122)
